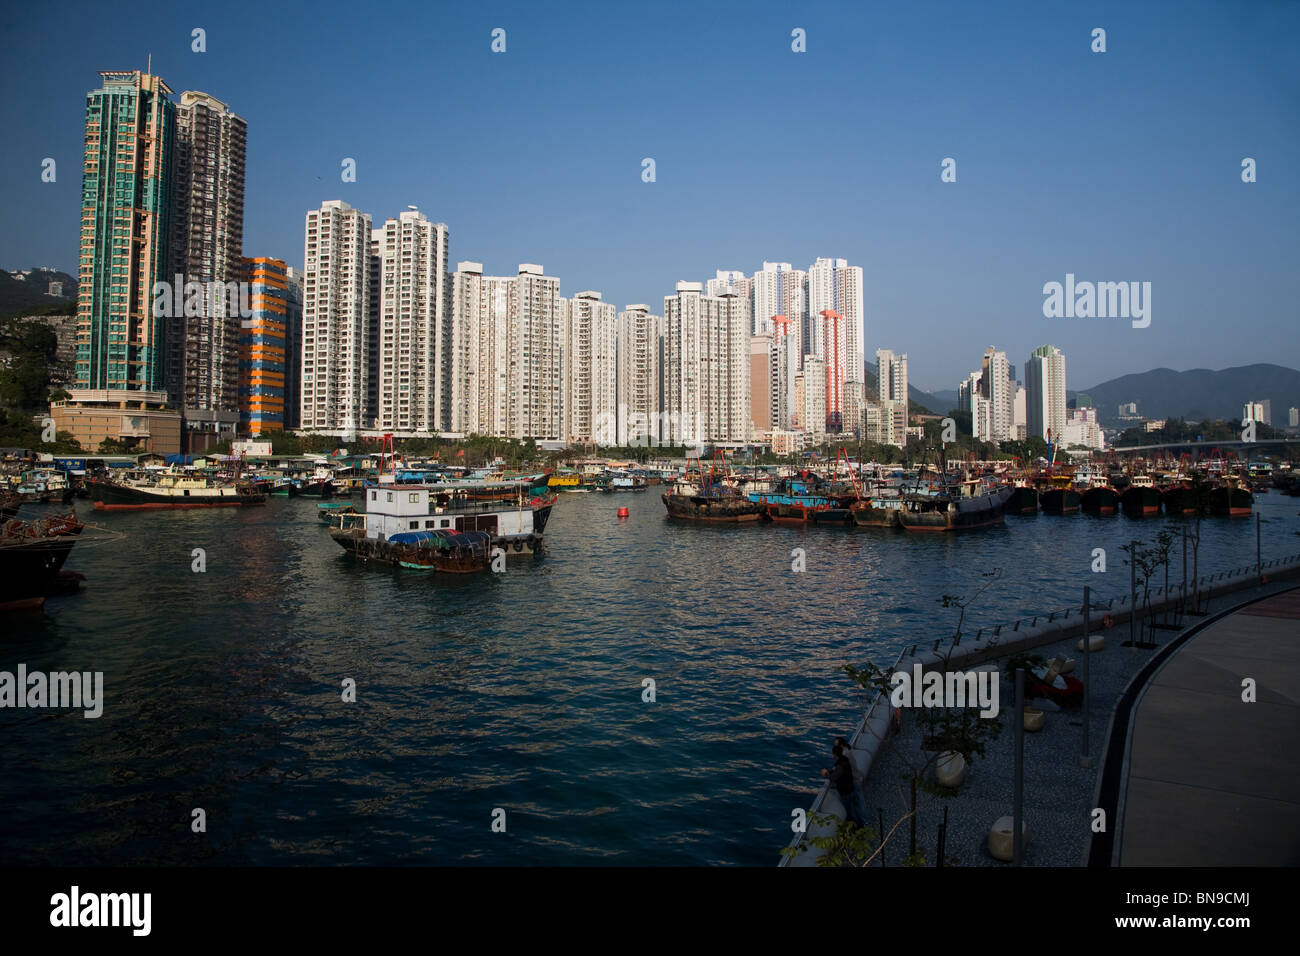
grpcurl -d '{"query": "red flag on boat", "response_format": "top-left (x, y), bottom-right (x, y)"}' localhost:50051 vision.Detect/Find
top-left (457, 449), bottom-right (465, 457)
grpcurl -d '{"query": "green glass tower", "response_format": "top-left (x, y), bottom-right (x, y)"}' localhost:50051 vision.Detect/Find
top-left (76, 71), bottom-right (175, 392)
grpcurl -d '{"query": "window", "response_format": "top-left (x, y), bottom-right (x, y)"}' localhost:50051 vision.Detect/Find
top-left (386, 492), bottom-right (393, 502)
top-left (409, 493), bottom-right (419, 503)
top-left (409, 521), bottom-right (418, 529)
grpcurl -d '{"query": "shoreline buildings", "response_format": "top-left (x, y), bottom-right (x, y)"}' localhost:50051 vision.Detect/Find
top-left (1026, 344), bottom-right (1068, 443)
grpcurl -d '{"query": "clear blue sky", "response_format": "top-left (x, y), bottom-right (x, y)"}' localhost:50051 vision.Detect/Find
top-left (2, 0), bottom-right (1296, 392)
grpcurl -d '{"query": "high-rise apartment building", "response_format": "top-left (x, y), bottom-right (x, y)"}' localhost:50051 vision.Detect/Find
top-left (374, 209), bottom-right (449, 434)
top-left (705, 270), bottom-right (753, 305)
top-left (284, 267), bottom-right (303, 430)
top-left (616, 305), bottom-right (663, 446)
top-left (960, 347), bottom-right (1014, 441)
top-left (751, 262), bottom-right (807, 338)
top-left (1025, 344), bottom-right (1067, 442)
top-left (76, 70), bottom-right (176, 394)
top-left (749, 334), bottom-right (773, 436)
top-left (876, 349), bottom-right (909, 447)
top-left (238, 257), bottom-right (290, 436)
top-left (563, 291), bottom-right (618, 444)
top-left (663, 282), bottom-right (750, 443)
top-left (448, 263), bottom-right (563, 440)
top-left (168, 91), bottom-right (246, 427)
top-left (300, 201), bottom-right (372, 436)
top-left (807, 258), bottom-right (864, 428)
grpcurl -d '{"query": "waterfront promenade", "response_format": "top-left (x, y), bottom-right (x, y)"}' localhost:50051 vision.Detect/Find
top-left (1112, 587), bottom-right (1300, 866)
top-left (782, 559), bottom-right (1300, 867)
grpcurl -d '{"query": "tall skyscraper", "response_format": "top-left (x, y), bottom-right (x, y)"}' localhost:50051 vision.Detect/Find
top-left (706, 269), bottom-right (753, 308)
top-left (563, 291), bottom-right (618, 444)
top-left (616, 305), bottom-right (663, 446)
top-left (807, 257), bottom-right (865, 427)
top-left (663, 282), bottom-right (750, 443)
top-left (239, 257), bottom-right (290, 436)
top-left (961, 347), bottom-right (1014, 441)
top-left (1026, 344), bottom-right (1067, 442)
top-left (300, 201), bottom-right (373, 436)
top-left (168, 91), bottom-right (247, 433)
top-left (284, 267), bottom-right (303, 431)
top-left (76, 70), bottom-right (175, 393)
top-left (749, 334), bottom-right (773, 436)
top-left (448, 263), bottom-right (564, 440)
top-left (751, 262), bottom-right (807, 338)
top-left (374, 208), bottom-right (449, 434)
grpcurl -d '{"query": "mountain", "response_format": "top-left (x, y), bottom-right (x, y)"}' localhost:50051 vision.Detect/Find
top-left (0, 268), bottom-right (78, 319)
top-left (927, 389), bottom-right (960, 413)
top-left (1078, 364), bottom-right (1300, 428)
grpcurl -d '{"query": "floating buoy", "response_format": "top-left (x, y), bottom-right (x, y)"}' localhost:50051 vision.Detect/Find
top-left (1102, 613), bottom-right (1115, 629)
top-left (617, 507), bottom-right (629, 518)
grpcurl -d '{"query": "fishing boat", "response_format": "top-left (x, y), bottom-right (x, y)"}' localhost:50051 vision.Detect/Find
top-left (317, 502), bottom-right (358, 524)
top-left (1120, 474), bottom-right (1161, 517)
top-left (297, 468), bottom-right (335, 499)
top-left (850, 487), bottom-right (903, 528)
top-left (897, 477), bottom-right (1011, 532)
top-left (1158, 476), bottom-right (1197, 516)
top-left (89, 470), bottom-right (268, 510)
top-left (547, 471), bottom-right (583, 490)
top-left (0, 511), bottom-right (84, 609)
top-left (1005, 477), bottom-right (1039, 516)
top-left (1209, 476), bottom-right (1253, 516)
top-left (661, 475), bottom-right (766, 522)
top-left (605, 471), bottom-right (648, 492)
top-left (1076, 464), bottom-right (1119, 514)
top-left (1039, 474), bottom-right (1081, 514)
top-left (329, 484), bottom-right (547, 568)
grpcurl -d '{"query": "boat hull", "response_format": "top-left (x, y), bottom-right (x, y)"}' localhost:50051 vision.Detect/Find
top-left (1006, 486), bottom-right (1039, 515)
top-left (1040, 488), bottom-right (1081, 514)
top-left (662, 492), bottom-right (765, 522)
top-left (89, 479), bottom-right (267, 510)
top-left (1210, 485), bottom-right (1253, 516)
top-left (1120, 486), bottom-right (1162, 517)
top-left (1080, 486), bottom-right (1119, 514)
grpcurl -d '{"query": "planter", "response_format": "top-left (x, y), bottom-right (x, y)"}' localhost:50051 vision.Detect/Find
top-left (935, 751), bottom-right (967, 788)
top-left (1023, 707), bottom-right (1045, 732)
top-left (988, 815), bottom-right (1027, 862)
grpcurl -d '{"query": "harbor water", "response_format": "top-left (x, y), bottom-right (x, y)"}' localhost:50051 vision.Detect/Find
top-left (3, 490), bottom-right (1297, 865)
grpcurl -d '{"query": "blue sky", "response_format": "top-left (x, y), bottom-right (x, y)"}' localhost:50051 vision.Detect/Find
top-left (2, 0), bottom-right (1296, 392)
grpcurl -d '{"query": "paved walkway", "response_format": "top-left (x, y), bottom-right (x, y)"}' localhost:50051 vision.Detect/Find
top-left (1117, 588), bottom-right (1300, 865)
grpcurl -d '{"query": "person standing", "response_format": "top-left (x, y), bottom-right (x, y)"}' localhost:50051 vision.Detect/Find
top-left (822, 742), bottom-right (866, 829)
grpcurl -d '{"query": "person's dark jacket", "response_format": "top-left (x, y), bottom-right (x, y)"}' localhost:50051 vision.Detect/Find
top-left (827, 754), bottom-right (854, 797)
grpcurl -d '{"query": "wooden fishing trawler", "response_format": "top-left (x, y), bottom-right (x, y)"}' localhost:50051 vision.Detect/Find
top-left (1120, 473), bottom-right (1161, 517)
top-left (1158, 475), bottom-right (1197, 515)
top-left (850, 487), bottom-right (904, 528)
top-left (662, 475), bottom-right (766, 521)
top-left (0, 511), bottom-right (84, 610)
top-left (329, 483), bottom-right (548, 568)
top-left (89, 470), bottom-right (267, 510)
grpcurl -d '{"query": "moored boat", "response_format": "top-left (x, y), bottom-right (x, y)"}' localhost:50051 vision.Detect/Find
top-left (1120, 474), bottom-right (1161, 517)
top-left (89, 471), bottom-right (267, 510)
top-left (1209, 477), bottom-right (1253, 516)
top-left (0, 511), bottom-right (84, 608)
top-left (1039, 475), bottom-right (1081, 514)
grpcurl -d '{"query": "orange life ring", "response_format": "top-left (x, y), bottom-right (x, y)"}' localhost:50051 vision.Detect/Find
top-left (1102, 613), bottom-right (1115, 629)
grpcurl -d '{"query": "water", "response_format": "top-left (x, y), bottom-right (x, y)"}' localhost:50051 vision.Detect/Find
top-left (3, 489), bottom-right (1297, 865)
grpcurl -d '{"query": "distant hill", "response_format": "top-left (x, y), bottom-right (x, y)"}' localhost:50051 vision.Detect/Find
top-left (1078, 364), bottom-right (1300, 428)
top-left (0, 268), bottom-right (77, 319)
top-left (927, 389), bottom-right (960, 413)
top-left (861, 367), bottom-right (946, 414)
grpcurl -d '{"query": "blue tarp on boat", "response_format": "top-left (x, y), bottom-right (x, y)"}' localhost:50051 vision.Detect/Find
top-left (387, 530), bottom-right (451, 546)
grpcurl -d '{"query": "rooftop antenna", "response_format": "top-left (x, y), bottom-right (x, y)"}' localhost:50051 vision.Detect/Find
top-left (147, 53), bottom-right (151, 75)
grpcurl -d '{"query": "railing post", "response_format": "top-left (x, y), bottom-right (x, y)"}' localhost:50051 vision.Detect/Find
top-left (1081, 584), bottom-right (1092, 769)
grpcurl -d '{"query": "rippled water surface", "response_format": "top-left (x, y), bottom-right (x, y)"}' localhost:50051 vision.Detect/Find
top-left (3, 489), bottom-right (1297, 864)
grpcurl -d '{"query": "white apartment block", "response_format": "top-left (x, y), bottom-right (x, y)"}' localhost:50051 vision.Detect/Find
top-left (449, 263), bottom-right (563, 440)
top-left (807, 258), bottom-right (865, 421)
top-left (564, 291), bottom-right (618, 444)
top-left (663, 282), bottom-right (750, 444)
top-left (706, 270), bottom-right (753, 304)
top-left (751, 262), bottom-right (807, 338)
top-left (960, 347), bottom-right (1014, 442)
top-left (798, 356), bottom-right (827, 440)
top-left (876, 349), bottom-right (909, 447)
top-left (375, 209), bottom-right (449, 434)
top-left (616, 304), bottom-right (663, 446)
top-left (1026, 344), bottom-right (1067, 442)
top-left (300, 200), bottom-right (372, 436)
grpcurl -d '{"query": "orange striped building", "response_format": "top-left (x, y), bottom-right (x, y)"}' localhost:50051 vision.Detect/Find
top-left (239, 257), bottom-right (294, 435)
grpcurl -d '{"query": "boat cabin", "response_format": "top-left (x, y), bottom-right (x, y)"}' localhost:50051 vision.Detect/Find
top-left (363, 485), bottom-right (534, 541)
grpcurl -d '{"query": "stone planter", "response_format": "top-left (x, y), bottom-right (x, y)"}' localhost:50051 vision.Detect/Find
top-left (1023, 707), bottom-right (1045, 732)
top-left (988, 814), bottom-right (1028, 861)
top-left (935, 751), bottom-right (966, 788)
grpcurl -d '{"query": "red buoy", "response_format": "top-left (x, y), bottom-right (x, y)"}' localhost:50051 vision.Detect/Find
top-left (617, 507), bottom-right (629, 518)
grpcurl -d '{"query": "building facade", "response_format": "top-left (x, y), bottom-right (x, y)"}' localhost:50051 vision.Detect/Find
top-left (238, 257), bottom-right (290, 436)
top-left (300, 201), bottom-right (373, 436)
top-left (1025, 344), bottom-right (1067, 442)
top-left (663, 282), bottom-right (750, 443)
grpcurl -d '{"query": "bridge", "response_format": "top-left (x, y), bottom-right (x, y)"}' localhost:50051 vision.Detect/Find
top-left (1110, 438), bottom-right (1300, 454)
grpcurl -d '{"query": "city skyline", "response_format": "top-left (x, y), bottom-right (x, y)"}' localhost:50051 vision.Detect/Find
top-left (2, 0), bottom-right (1297, 394)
